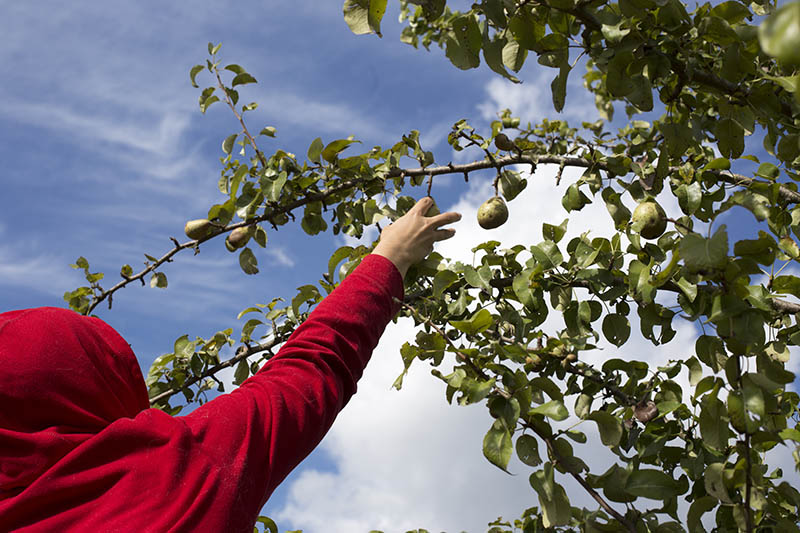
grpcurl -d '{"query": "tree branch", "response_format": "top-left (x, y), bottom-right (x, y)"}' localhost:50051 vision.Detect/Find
top-left (149, 328), bottom-right (290, 406)
top-left (525, 420), bottom-right (638, 532)
top-left (213, 65), bottom-right (268, 169)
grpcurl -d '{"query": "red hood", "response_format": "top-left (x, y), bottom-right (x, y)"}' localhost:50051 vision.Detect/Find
top-left (0, 307), bottom-right (149, 496)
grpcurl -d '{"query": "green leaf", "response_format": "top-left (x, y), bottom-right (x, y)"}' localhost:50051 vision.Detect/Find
top-left (699, 397), bottom-right (730, 451)
top-left (150, 272), bottom-right (168, 289)
top-left (529, 464), bottom-right (571, 527)
top-left (231, 73), bottom-right (257, 87)
top-left (588, 411), bottom-right (623, 446)
top-left (675, 182), bottom-right (702, 216)
top-left (602, 314), bottom-right (631, 347)
top-left (704, 462), bottom-right (733, 503)
top-left (367, 0), bottom-right (387, 36)
top-left (512, 269), bottom-right (537, 309)
top-left (625, 469), bottom-right (681, 500)
top-left (239, 247), bottom-right (259, 275)
top-left (174, 335), bottom-right (195, 359)
top-left (516, 434), bottom-right (541, 466)
top-left (233, 359), bottom-right (249, 385)
top-left (551, 65), bottom-right (570, 113)
top-left (292, 284), bottom-right (321, 318)
top-left (328, 246), bottom-right (354, 282)
top-left (508, 10), bottom-right (545, 50)
top-left (483, 36), bottom-right (520, 82)
top-left (256, 516), bottom-right (279, 533)
top-left (449, 308), bottom-right (492, 335)
top-left (463, 264), bottom-right (492, 289)
top-left (499, 170), bottom-right (527, 201)
top-left (222, 133), bottom-right (237, 155)
top-left (528, 400), bottom-right (568, 421)
top-left (483, 420), bottom-right (512, 471)
top-left (307, 137), bottom-right (324, 164)
top-left (259, 126), bottom-right (276, 137)
top-left (322, 138), bottom-right (358, 162)
top-left (704, 157), bottom-right (731, 170)
top-left (561, 183), bottom-right (590, 212)
top-left (679, 226), bottom-right (728, 271)
top-left (687, 496), bottom-right (717, 533)
top-left (759, 2), bottom-right (800, 65)
top-left (542, 218), bottom-right (568, 243)
top-left (343, 0), bottom-right (385, 36)
top-left (502, 39), bottom-right (527, 72)
top-left (224, 64), bottom-right (246, 75)
top-left (756, 162), bottom-right (780, 180)
top-left (715, 117), bottom-right (744, 159)
top-left (433, 269), bottom-right (459, 298)
top-left (685, 356), bottom-right (703, 386)
top-left (772, 275), bottom-right (800, 297)
top-left (189, 65), bottom-right (204, 88)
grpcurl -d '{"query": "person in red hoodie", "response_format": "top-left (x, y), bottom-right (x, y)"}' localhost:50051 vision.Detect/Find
top-left (0, 197), bottom-right (461, 532)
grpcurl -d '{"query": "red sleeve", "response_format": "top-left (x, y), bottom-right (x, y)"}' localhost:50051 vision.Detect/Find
top-left (178, 253), bottom-right (404, 527)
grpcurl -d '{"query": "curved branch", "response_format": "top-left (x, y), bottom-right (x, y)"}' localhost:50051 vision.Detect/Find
top-left (524, 420), bottom-right (638, 532)
top-left (91, 149), bottom-right (800, 315)
top-left (149, 328), bottom-right (290, 406)
top-left (392, 154), bottom-right (800, 205)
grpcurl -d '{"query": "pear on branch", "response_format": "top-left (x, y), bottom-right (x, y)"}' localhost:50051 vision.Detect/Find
top-left (494, 133), bottom-right (517, 152)
top-left (225, 225), bottom-right (255, 251)
top-left (424, 196), bottom-right (440, 217)
top-left (631, 200), bottom-right (667, 240)
top-left (184, 219), bottom-right (213, 240)
top-left (477, 196), bottom-right (509, 229)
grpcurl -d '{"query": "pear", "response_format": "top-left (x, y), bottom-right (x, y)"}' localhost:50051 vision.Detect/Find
top-left (477, 196), bottom-right (509, 229)
top-left (424, 196), bottom-right (440, 217)
top-left (632, 200), bottom-right (667, 240)
top-left (226, 226), bottom-right (254, 250)
top-left (184, 219), bottom-right (212, 240)
top-left (494, 133), bottom-right (516, 152)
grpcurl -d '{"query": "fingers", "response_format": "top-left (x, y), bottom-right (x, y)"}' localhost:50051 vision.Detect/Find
top-left (429, 211), bottom-right (462, 227)
top-left (411, 196), bottom-right (435, 215)
top-left (432, 228), bottom-right (457, 241)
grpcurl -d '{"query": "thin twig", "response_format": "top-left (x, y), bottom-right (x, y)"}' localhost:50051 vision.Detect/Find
top-left (525, 421), bottom-right (638, 532)
top-left (213, 65), bottom-right (268, 169)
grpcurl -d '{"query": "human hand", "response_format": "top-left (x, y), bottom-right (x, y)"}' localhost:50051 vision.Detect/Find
top-left (372, 197), bottom-right (461, 278)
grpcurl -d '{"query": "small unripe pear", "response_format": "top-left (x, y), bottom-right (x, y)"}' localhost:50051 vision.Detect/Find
top-left (494, 133), bottom-right (516, 152)
top-left (633, 400), bottom-right (658, 423)
top-left (632, 200), bottom-right (667, 240)
top-left (184, 219), bottom-right (212, 240)
top-left (425, 196), bottom-right (440, 217)
top-left (525, 354), bottom-right (544, 371)
top-left (502, 117), bottom-right (520, 128)
top-left (226, 226), bottom-right (254, 250)
top-left (477, 196), bottom-right (509, 229)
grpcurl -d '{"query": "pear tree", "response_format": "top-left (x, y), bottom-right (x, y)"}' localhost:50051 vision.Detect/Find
top-left (64, 1), bottom-right (800, 531)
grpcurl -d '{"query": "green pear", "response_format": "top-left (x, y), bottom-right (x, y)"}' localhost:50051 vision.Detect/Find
top-left (477, 196), bottom-right (509, 229)
top-left (184, 219), bottom-right (213, 240)
top-left (226, 226), bottom-right (254, 250)
top-left (424, 196), bottom-right (440, 217)
top-left (494, 133), bottom-right (516, 152)
top-left (632, 200), bottom-right (667, 240)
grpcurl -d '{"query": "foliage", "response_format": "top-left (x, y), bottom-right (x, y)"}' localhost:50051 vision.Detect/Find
top-left (63, 1), bottom-right (800, 531)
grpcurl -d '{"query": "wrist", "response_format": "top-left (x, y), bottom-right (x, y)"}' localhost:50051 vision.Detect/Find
top-left (371, 250), bottom-right (409, 278)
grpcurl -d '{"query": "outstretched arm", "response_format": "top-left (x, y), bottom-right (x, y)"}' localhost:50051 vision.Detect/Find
top-left (173, 197), bottom-right (461, 529)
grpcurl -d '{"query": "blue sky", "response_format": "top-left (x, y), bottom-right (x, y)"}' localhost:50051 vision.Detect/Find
top-left (3, 2), bottom-right (799, 531)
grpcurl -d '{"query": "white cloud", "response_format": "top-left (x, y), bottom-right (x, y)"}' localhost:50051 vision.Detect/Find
top-left (0, 245), bottom-right (79, 297)
top-left (477, 73), bottom-right (598, 127)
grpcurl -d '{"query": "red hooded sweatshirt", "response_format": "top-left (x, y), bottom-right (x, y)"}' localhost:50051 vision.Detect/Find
top-left (0, 254), bottom-right (404, 532)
